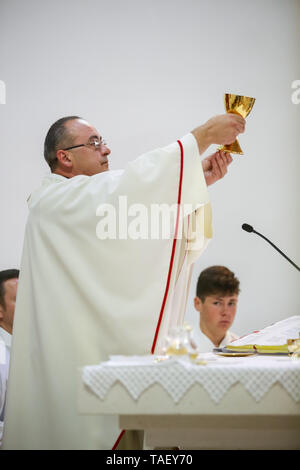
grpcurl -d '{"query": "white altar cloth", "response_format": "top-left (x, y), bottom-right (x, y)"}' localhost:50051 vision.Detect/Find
top-left (82, 353), bottom-right (300, 405)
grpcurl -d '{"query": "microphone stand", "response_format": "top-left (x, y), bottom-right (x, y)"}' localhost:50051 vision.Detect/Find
top-left (242, 224), bottom-right (300, 272)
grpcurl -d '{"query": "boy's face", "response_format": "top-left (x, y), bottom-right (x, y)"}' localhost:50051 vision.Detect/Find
top-left (194, 293), bottom-right (238, 337)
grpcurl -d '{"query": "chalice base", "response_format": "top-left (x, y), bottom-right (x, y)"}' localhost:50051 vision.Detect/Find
top-left (219, 138), bottom-right (243, 155)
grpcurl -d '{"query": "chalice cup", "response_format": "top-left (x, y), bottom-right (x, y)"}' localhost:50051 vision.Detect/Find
top-left (219, 93), bottom-right (255, 155)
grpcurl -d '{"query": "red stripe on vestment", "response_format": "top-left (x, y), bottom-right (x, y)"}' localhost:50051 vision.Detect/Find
top-left (112, 140), bottom-right (184, 450)
top-left (151, 139), bottom-right (184, 353)
top-left (112, 429), bottom-right (125, 450)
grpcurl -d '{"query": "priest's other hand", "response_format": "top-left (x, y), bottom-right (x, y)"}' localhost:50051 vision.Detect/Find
top-left (202, 150), bottom-right (233, 186)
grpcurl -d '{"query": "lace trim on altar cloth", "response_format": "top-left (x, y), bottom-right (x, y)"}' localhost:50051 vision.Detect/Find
top-left (82, 354), bottom-right (300, 404)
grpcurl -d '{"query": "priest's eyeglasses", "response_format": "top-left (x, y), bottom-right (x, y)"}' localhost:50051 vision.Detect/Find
top-left (63, 138), bottom-right (107, 151)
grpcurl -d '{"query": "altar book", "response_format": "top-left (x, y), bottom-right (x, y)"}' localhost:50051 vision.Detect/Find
top-left (223, 316), bottom-right (300, 354)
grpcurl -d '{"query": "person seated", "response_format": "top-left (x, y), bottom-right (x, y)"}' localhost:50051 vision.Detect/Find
top-left (192, 265), bottom-right (239, 352)
top-left (0, 269), bottom-right (19, 347)
top-left (0, 269), bottom-right (19, 444)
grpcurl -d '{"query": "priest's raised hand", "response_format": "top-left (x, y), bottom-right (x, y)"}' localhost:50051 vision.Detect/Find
top-left (191, 113), bottom-right (245, 155)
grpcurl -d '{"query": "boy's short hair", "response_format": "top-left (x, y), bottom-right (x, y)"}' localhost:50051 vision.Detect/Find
top-left (196, 266), bottom-right (240, 301)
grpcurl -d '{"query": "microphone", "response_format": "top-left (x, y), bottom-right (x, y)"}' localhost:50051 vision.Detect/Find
top-left (242, 223), bottom-right (254, 233)
top-left (242, 223), bottom-right (300, 272)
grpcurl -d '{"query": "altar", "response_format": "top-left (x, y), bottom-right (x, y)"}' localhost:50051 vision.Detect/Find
top-left (78, 353), bottom-right (300, 450)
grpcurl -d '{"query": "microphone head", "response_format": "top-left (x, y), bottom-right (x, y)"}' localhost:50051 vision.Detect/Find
top-left (242, 223), bottom-right (254, 233)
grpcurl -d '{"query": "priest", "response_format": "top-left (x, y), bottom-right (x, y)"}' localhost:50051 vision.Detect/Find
top-left (3, 113), bottom-right (245, 449)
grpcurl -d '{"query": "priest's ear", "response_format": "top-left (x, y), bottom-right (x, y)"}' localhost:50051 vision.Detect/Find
top-left (56, 149), bottom-right (73, 169)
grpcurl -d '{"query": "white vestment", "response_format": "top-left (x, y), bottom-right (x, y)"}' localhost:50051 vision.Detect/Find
top-left (192, 328), bottom-right (239, 353)
top-left (3, 133), bottom-right (212, 449)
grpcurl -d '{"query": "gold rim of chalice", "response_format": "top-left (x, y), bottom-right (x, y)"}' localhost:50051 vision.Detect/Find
top-left (225, 94), bottom-right (256, 119)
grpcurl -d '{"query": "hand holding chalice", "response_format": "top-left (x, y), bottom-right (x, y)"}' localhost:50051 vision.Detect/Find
top-left (219, 93), bottom-right (255, 155)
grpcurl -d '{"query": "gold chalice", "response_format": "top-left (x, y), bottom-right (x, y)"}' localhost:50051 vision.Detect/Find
top-left (219, 93), bottom-right (255, 155)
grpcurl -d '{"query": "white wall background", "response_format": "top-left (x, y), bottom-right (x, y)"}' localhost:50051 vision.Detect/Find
top-left (0, 0), bottom-right (299, 337)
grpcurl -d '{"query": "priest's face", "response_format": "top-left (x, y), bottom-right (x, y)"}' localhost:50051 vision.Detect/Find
top-left (194, 294), bottom-right (238, 339)
top-left (63, 119), bottom-right (111, 176)
top-left (0, 278), bottom-right (18, 334)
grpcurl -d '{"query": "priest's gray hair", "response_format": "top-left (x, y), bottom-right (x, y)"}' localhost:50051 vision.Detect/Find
top-left (44, 116), bottom-right (82, 171)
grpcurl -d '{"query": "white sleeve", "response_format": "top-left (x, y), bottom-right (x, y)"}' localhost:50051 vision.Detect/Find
top-left (0, 344), bottom-right (9, 421)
